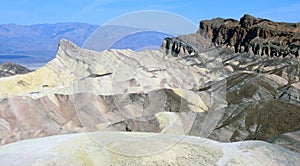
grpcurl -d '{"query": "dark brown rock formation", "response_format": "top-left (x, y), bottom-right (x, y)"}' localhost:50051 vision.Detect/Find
top-left (198, 14), bottom-right (300, 57)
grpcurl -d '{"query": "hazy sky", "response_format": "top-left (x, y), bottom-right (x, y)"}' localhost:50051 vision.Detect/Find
top-left (0, 0), bottom-right (299, 25)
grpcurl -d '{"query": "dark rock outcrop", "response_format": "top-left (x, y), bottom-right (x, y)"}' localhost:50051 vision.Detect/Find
top-left (163, 37), bottom-right (197, 56)
top-left (0, 62), bottom-right (31, 77)
top-left (198, 14), bottom-right (300, 57)
top-left (162, 33), bottom-right (213, 57)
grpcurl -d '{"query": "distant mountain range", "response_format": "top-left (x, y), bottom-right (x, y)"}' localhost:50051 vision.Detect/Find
top-left (0, 22), bottom-right (98, 56)
top-left (0, 22), bottom-right (98, 68)
top-left (0, 23), bottom-right (173, 68)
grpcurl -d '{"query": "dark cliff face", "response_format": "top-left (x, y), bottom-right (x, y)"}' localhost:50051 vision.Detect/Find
top-left (198, 14), bottom-right (300, 57)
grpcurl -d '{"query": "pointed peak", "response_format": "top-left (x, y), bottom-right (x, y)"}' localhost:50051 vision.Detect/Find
top-left (55, 38), bottom-right (81, 59)
top-left (240, 14), bottom-right (258, 28)
top-left (241, 14), bottom-right (256, 20)
top-left (57, 38), bottom-right (80, 53)
top-left (59, 38), bottom-right (78, 47)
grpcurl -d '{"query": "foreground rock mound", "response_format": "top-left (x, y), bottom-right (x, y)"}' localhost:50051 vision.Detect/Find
top-left (0, 132), bottom-right (299, 166)
top-left (199, 14), bottom-right (300, 57)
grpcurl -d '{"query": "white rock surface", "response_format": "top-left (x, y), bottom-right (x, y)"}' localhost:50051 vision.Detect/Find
top-left (0, 131), bottom-right (299, 166)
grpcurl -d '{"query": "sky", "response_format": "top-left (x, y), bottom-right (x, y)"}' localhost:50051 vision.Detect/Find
top-left (0, 0), bottom-right (299, 25)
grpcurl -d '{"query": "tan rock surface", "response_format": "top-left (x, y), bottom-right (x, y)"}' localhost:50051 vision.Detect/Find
top-left (0, 90), bottom-right (200, 145)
